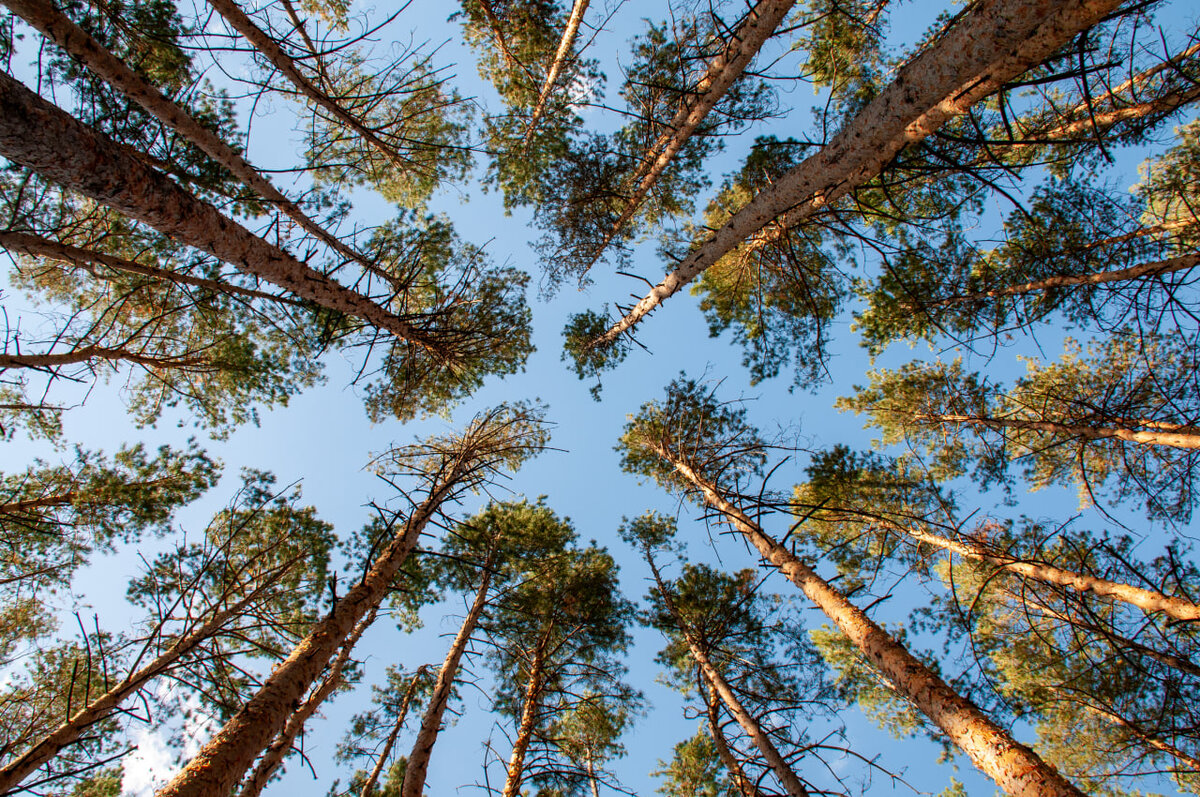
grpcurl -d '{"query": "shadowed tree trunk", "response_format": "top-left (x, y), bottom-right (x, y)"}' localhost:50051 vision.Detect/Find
top-left (0, 69), bottom-right (450, 360)
top-left (521, 0), bottom-right (590, 143)
top-left (358, 666), bottom-right (431, 797)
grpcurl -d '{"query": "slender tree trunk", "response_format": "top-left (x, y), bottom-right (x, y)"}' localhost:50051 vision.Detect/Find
top-left (0, 229), bottom-right (305, 307)
top-left (360, 666), bottom-right (431, 797)
top-left (0, 0), bottom-right (378, 274)
top-left (0, 346), bottom-right (213, 372)
top-left (401, 548), bottom-right (498, 797)
top-left (923, 413), bottom-right (1200, 449)
top-left (1036, 82), bottom-right (1200, 140)
top-left (521, 0), bottom-right (590, 144)
top-left (1064, 696), bottom-right (1200, 771)
top-left (1051, 40), bottom-right (1200, 124)
top-left (0, 593), bottom-right (263, 793)
top-left (204, 0), bottom-right (412, 169)
top-left (704, 679), bottom-right (762, 797)
top-left (647, 554), bottom-right (808, 797)
top-left (875, 519), bottom-right (1200, 621)
top-left (154, 455), bottom-right (472, 797)
top-left (475, 0), bottom-right (535, 81)
top-left (927, 252), bottom-right (1200, 307)
top-left (585, 752), bottom-right (601, 797)
top-left (0, 70), bottom-right (449, 360)
top-left (650, 443), bottom-right (1087, 797)
top-left (586, 0), bottom-right (1125, 352)
top-left (500, 647), bottom-right (547, 797)
top-left (576, 0), bottom-right (797, 277)
top-left (237, 608), bottom-right (377, 797)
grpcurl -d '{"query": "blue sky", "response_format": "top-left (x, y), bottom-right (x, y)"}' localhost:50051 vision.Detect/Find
top-left (4, 0), bottom-right (1199, 794)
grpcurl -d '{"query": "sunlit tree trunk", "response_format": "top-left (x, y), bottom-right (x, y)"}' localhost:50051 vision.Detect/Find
top-left (649, 442), bottom-right (1087, 797)
top-left (237, 608), bottom-right (377, 797)
top-left (586, 0), bottom-right (1124, 353)
top-left (521, 0), bottom-right (590, 143)
top-left (705, 674), bottom-right (764, 796)
top-left (0, 70), bottom-right (449, 359)
top-left (499, 644), bottom-right (548, 797)
top-left (577, 0), bottom-right (797, 277)
top-left (919, 413), bottom-right (1200, 449)
top-left (358, 666), bottom-right (430, 797)
top-left (401, 548), bottom-right (497, 797)
top-left (1, 0), bottom-right (374, 271)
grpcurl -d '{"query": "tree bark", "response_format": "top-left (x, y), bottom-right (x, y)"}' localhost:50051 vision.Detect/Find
top-left (923, 413), bottom-right (1200, 450)
top-left (576, 0), bottom-right (797, 277)
top-left (521, 0), bottom-right (590, 144)
top-left (925, 252), bottom-right (1200, 307)
top-left (647, 554), bottom-right (808, 797)
top-left (154, 456), bottom-right (471, 797)
top-left (0, 0), bottom-right (376, 274)
top-left (237, 608), bottom-right (377, 797)
top-left (0, 345), bottom-right (214, 372)
top-left (651, 442), bottom-right (1087, 797)
top-left (204, 0), bottom-right (413, 169)
top-left (587, 0), bottom-right (1125, 352)
top-left (877, 519), bottom-right (1200, 621)
top-left (499, 646), bottom-right (547, 797)
top-left (0, 593), bottom-right (264, 794)
top-left (359, 666), bottom-right (430, 797)
top-left (704, 671), bottom-right (764, 797)
top-left (0, 229), bottom-right (305, 308)
top-left (0, 70), bottom-right (449, 360)
top-left (401, 548), bottom-right (497, 797)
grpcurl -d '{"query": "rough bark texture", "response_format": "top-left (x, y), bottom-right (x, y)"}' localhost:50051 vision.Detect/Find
top-left (705, 681), bottom-right (760, 797)
top-left (204, 0), bottom-right (408, 167)
top-left (926, 413), bottom-right (1200, 450)
top-left (588, 0), bottom-right (1125, 351)
top-left (931, 252), bottom-right (1200, 306)
top-left (359, 666), bottom-right (430, 797)
top-left (889, 522), bottom-right (1200, 621)
top-left (521, 0), bottom-right (590, 143)
top-left (1, 0), bottom-right (373, 272)
top-left (0, 599), bottom-right (254, 794)
top-left (499, 646), bottom-right (547, 797)
top-left (578, 0), bottom-right (797, 276)
top-left (652, 444), bottom-right (1087, 797)
top-left (649, 556), bottom-right (808, 797)
top-left (0, 229), bottom-right (304, 307)
top-left (0, 70), bottom-right (448, 358)
top-left (401, 554), bottom-right (496, 797)
top-left (154, 463), bottom-right (466, 797)
top-left (237, 609), bottom-right (376, 797)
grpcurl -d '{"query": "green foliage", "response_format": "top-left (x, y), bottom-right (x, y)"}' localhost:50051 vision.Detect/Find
top-left (618, 375), bottom-right (766, 496)
top-left (561, 308), bottom-right (628, 397)
top-left (652, 728), bottom-right (734, 797)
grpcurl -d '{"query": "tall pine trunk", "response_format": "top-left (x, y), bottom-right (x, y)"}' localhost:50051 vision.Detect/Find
top-left (586, 0), bottom-right (1125, 353)
top-left (704, 682), bottom-right (760, 797)
top-left (499, 646), bottom-right (547, 797)
top-left (358, 666), bottom-right (430, 797)
top-left (651, 443), bottom-right (1087, 797)
top-left (922, 413), bottom-right (1200, 449)
top-left (521, 0), bottom-right (590, 143)
top-left (1, 0), bottom-right (374, 272)
top-left (401, 549), bottom-right (497, 797)
top-left (0, 70), bottom-right (448, 359)
top-left (647, 554), bottom-right (809, 797)
top-left (154, 453), bottom-right (477, 797)
top-left (576, 0), bottom-right (796, 276)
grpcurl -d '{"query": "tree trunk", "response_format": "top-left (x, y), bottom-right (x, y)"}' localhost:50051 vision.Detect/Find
top-left (1065, 696), bottom-right (1200, 771)
top-left (647, 554), bottom-right (808, 797)
top-left (154, 459), bottom-right (470, 797)
top-left (0, 345), bottom-right (213, 372)
top-left (499, 646), bottom-right (547, 797)
top-left (237, 608), bottom-right (377, 797)
top-left (0, 229), bottom-right (305, 307)
top-left (652, 443), bottom-right (1087, 797)
top-left (927, 252), bottom-right (1200, 307)
top-left (704, 679), bottom-right (762, 797)
top-left (877, 519), bottom-right (1200, 621)
top-left (521, 0), bottom-right (590, 143)
top-left (360, 666), bottom-right (431, 797)
top-left (204, 0), bottom-right (411, 168)
top-left (587, 0), bottom-right (1125, 352)
top-left (576, 0), bottom-right (797, 277)
top-left (1, 0), bottom-right (375, 274)
top-left (0, 70), bottom-right (449, 360)
top-left (401, 549), bottom-right (498, 797)
top-left (0, 593), bottom-right (263, 793)
top-left (923, 413), bottom-right (1200, 449)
